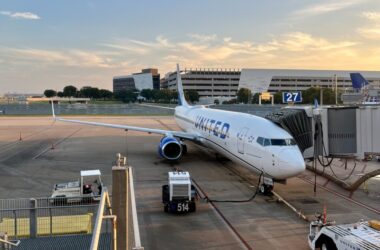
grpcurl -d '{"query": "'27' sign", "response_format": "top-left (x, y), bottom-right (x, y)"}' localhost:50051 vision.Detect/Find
top-left (282, 91), bottom-right (302, 103)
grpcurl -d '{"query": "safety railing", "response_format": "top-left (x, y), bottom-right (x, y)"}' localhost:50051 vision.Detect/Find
top-left (90, 166), bottom-right (143, 250)
top-left (0, 196), bottom-right (101, 240)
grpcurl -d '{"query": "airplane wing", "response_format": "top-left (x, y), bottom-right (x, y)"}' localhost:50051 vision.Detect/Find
top-left (138, 103), bottom-right (175, 110)
top-left (51, 102), bottom-right (198, 141)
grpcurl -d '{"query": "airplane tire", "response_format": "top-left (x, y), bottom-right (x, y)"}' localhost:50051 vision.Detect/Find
top-left (259, 184), bottom-right (273, 195)
top-left (259, 185), bottom-right (265, 194)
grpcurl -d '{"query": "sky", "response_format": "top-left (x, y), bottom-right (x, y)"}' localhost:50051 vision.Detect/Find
top-left (0, 0), bottom-right (380, 94)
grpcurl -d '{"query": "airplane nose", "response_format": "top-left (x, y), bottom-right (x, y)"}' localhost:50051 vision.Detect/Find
top-left (278, 149), bottom-right (305, 178)
top-left (289, 154), bottom-right (306, 175)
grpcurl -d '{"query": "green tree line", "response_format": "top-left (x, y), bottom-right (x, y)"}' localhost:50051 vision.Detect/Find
top-left (234, 87), bottom-right (342, 105)
top-left (44, 85), bottom-right (199, 104)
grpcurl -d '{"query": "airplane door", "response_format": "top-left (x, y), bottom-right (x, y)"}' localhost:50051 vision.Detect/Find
top-left (237, 127), bottom-right (249, 154)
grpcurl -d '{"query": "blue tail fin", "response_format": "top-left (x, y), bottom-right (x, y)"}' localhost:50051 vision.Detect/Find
top-left (314, 98), bottom-right (319, 108)
top-left (176, 64), bottom-right (189, 107)
top-left (350, 73), bottom-right (369, 90)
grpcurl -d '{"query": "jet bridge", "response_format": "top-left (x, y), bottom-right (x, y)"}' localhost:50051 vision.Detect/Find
top-left (265, 105), bottom-right (380, 191)
top-left (266, 105), bottom-right (380, 160)
top-left (265, 108), bottom-right (313, 154)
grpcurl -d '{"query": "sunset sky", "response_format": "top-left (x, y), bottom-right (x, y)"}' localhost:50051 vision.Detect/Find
top-left (1, 0), bottom-right (380, 94)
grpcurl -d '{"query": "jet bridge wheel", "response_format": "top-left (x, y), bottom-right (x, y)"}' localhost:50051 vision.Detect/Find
top-left (259, 184), bottom-right (273, 196)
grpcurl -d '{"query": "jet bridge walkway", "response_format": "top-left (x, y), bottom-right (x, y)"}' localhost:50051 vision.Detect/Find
top-left (265, 108), bottom-right (313, 153)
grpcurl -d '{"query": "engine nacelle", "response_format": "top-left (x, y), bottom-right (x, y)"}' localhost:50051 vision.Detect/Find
top-left (158, 136), bottom-right (183, 161)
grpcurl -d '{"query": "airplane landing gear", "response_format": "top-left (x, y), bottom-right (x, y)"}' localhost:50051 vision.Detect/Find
top-left (259, 176), bottom-right (274, 195)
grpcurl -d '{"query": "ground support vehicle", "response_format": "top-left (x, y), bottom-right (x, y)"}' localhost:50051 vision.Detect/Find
top-left (50, 170), bottom-right (103, 205)
top-left (308, 215), bottom-right (380, 250)
top-left (162, 171), bottom-right (197, 213)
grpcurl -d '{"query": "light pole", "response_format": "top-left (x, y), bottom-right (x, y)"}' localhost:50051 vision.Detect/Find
top-left (335, 74), bottom-right (338, 105)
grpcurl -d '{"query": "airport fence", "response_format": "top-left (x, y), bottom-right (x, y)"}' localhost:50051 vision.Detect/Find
top-left (0, 195), bottom-right (109, 240)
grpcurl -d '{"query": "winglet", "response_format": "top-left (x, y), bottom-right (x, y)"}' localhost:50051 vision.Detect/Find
top-left (51, 99), bottom-right (56, 119)
top-left (176, 64), bottom-right (189, 107)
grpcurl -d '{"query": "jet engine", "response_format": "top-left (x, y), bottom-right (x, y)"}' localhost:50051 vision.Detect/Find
top-left (158, 136), bottom-right (183, 161)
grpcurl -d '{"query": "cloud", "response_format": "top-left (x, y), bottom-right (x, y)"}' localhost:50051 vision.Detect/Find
top-left (4, 48), bottom-right (117, 68)
top-left (293, 0), bottom-right (366, 17)
top-left (358, 11), bottom-right (380, 40)
top-left (362, 11), bottom-right (380, 20)
top-left (0, 11), bottom-right (40, 20)
top-left (188, 33), bottom-right (217, 42)
top-left (0, 31), bottom-right (376, 89)
top-left (97, 32), bottom-right (367, 72)
top-left (358, 27), bottom-right (380, 40)
top-left (270, 32), bottom-right (357, 51)
top-left (1, 30), bottom-right (379, 95)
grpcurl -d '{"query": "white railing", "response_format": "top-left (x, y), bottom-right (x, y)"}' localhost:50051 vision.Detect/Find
top-left (128, 167), bottom-right (143, 250)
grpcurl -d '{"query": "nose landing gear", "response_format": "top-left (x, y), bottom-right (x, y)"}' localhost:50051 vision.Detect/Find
top-left (259, 176), bottom-right (274, 195)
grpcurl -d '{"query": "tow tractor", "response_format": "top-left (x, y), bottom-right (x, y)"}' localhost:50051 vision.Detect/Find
top-left (50, 170), bottom-right (103, 204)
top-left (162, 171), bottom-right (197, 213)
top-left (308, 212), bottom-right (380, 250)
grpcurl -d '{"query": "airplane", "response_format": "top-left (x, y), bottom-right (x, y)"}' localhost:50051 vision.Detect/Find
top-left (51, 64), bottom-right (305, 194)
top-left (350, 73), bottom-right (379, 104)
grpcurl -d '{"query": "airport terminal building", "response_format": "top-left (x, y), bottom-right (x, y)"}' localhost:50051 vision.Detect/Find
top-left (160, 68), bottom-right (380, 103)
top-left (113, 68), bottom-right (160, 93)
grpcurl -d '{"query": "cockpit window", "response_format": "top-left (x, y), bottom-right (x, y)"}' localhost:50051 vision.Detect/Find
top-left (271, 139), bottom-right (287, 146)
top-left (257, 137), bottom-right (297, 147)
top-left (286, 139), bottom-right (297, 145)
top-left (257, 137), bottom-right (264, 146)
top-left (264, 138), bottom-right (271, 146)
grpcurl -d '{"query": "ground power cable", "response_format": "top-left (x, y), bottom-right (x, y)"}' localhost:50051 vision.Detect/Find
top-left (201, 172), bottom-right (263, 203)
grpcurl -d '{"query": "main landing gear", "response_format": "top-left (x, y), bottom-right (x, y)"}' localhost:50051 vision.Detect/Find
top-left (259, 176), bottom-right (274, 195)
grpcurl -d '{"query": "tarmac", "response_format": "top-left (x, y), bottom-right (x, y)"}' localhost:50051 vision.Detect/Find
top-left (0, 116), bottom-right (379, 250)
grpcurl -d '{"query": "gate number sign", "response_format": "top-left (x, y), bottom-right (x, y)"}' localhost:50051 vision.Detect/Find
top-left (282, 91), bottom-right (302, 103)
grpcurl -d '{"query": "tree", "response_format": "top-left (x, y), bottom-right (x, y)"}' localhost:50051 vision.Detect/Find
top-left (185, 90), bottom-right (199, 103)
top-left (273, 92), bottom-right (283, 104)
top-left (99, 89), bottom-right (113, 100)
top-left (321, 88), bottom-right (336, 105)
top-left (140, 89), bottom-right (154, 101)
top-left (57, 91), bottom-right (64, 97)
top-left (63, 85), bottom-right (77, 97)
top-left (237, 88), bottom-right (252, 104)
top-left (154, 89), bottom-right (174, 103)
top-left (114, 89), bottom-right (138, 103)
top-left (302, 87), bottom-right (320, 104)
top-left (44, 89), bottom-right (57, 98)
top-left (80, 86), bottom-right (100, 99)
top-left (251, 93), bottom-right (260, 104)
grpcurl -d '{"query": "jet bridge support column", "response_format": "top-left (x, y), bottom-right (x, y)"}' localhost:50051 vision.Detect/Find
top-left (112, 164), bottom-right (129, 250)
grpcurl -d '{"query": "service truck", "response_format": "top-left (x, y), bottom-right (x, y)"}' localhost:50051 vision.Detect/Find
top-left (162, 171), bottom-right (197, 213)
top-left (50, 170), bottom-right (103, 205)
top-left (308, 214), bottom-right (380, 250)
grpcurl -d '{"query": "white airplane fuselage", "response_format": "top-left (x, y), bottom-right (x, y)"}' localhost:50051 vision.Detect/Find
top-left (174, 105), bottom-right (305, 180)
